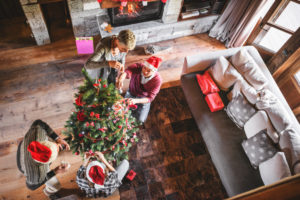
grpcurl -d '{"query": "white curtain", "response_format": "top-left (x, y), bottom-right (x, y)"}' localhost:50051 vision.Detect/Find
top-left (209, 0), bottom-right (270, 48)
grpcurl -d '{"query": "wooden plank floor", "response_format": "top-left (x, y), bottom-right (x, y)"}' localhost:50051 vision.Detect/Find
top-left (0, 34), bottom-right (225, 199)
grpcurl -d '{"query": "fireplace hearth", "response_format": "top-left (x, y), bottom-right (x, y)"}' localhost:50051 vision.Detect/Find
top-left (108, 1), bottom-right (164, 26)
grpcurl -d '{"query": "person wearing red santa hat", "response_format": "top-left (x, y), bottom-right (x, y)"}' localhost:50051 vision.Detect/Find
top-left (116, 56), bottom-right (162, 122)
top-left (16, 120), bottom-right (71, 200)
top-left (76, 152), bottom-right (129, 198)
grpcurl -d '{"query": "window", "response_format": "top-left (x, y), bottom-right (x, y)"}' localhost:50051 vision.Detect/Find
top-left (252, 0), bottom-right (300, 53)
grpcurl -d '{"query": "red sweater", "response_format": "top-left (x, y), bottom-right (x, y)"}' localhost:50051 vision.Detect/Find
top-left (125, 63), bottom-right (162, 102)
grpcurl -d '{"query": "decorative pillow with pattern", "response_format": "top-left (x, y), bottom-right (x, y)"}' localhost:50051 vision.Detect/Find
top-left (209, 56), bottom-right (242, 91)
top-left (242, 129), bottom-right (278, 169)
top-left (225, 93), bottom-right (256, 129)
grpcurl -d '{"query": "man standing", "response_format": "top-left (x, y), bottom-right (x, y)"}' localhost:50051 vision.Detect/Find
top-left (17, 120), bottom-right (71, 199)
top-left (117, 56), bottom-right (162, 123)
top-left (85, 30), bottom-right (136, 85)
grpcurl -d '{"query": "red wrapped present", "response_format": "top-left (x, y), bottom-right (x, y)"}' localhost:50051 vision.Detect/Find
top-left (126, 170), bottom-right (136, 181)
top-left (196, 71), bottom-right (219, 95)
top-left (205, 93), bottom-right (224, 112)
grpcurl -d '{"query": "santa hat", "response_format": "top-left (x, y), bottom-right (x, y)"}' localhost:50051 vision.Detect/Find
top-left (143, 56), bottom-right (162, 72)
top-left (27, 141), bottom-right (58, 164)
top-left (86, 161), bottom-right (106, 188)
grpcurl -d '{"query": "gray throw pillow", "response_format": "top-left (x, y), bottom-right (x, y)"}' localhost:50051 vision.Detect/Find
top-left (225, 93), bottom-right (256, 129)
top-left (242, 129), bottom-right (278, 169)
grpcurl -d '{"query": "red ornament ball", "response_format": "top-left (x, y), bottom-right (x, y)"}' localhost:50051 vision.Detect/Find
top-left (77, 111), bottom-right (86, 121)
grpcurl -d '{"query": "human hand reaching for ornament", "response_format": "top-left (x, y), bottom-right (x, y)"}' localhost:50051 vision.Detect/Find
top-left (95, 151), bottom-right (116, 172)
top-left (94, 151), bottom-right (105, 161)
top-left (116, 72), bottom-right (126, 89)
top-left (127, 97), bottom-right (149, 105)
top-left (108, 61), bottom-right (124, 72)
top-left (56, 138), bottom-right (70, 151)
top-left (54, 162), bottom-right (70, 174)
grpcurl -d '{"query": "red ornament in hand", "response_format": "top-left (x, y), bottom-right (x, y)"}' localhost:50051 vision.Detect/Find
top-left (161, 0), bottom-right (167, 3)
top-left (129, 104), bottom-right (138, 110)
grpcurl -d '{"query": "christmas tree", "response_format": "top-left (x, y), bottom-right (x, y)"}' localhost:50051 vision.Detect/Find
top-left (63, 68), bottom-right (140, 164)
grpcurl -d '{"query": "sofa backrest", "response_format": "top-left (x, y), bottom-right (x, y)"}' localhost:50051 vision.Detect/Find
top-left (182, 46), bottom-right (300, 131)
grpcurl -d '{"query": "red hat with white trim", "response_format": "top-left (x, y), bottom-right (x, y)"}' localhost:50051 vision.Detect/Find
top-left (27, 141), bottom-right (59, 164)
top-left (143, 56), bottom-right (162, 72)
top-left (86, 161), bottom-right (106, 188)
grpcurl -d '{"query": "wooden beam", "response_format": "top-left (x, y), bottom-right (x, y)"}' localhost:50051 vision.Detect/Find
top-left (100, 0), bottom-right (120, 9)
top-left (273, 47), bottom-right (300, 80)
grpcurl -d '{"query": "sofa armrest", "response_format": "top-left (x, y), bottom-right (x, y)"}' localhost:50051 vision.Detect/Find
top-left (182, 46), bottom-right (256, 74)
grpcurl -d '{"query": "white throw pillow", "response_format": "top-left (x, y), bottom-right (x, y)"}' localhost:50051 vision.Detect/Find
top-left (229, 79), bottom-right (259, 104)
top-left (230, 49), bottom-right (267, 90)
top-left (259, 152), bottom-right (291, 185)
top-left (209, 56), bottom-right (242, 91)
top-left (279, 128), bottom-right (300, 174)
top-left (244, 111), bottom-right (279, 143)
top-left (256, 89), bottom-right (292, 133)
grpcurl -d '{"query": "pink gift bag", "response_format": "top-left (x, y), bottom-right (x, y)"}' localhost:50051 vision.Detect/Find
top-left (75, 37), bottom-right (94, 55)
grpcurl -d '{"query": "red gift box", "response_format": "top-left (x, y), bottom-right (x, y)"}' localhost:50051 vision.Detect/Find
top-left (196, 71), bottom-right (219, 95)
top-left (126, 170), bottom-right (136, 181)
top-left (205, 93), bottom-right (224, 112)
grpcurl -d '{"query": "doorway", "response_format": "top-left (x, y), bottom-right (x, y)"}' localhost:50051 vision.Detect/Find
top-left (40, 0), bottom-right (74, 43)
top-left (0, 0), bottom-right (35, 50)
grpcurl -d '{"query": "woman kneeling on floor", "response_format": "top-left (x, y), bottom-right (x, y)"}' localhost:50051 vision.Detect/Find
top-left (76, 151), bottom-right (129, 198)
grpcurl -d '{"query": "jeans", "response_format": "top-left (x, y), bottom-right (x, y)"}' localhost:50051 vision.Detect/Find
top-left (125, 91), bottom-right (151, 123)
top-left (116, 160), bottom-right (129, 182)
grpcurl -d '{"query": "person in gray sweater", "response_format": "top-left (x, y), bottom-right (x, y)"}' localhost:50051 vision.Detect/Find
top-left (17, 120), bottom-right (70, 199)
top-left (84, 29), bottom-right (136, 85)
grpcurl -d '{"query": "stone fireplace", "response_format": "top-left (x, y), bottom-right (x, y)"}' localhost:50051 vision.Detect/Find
top-left (96, 0), bottom-right (220, 45)
top-left (108, 1), bottom-right (164, 27)
top-left (20, 0), bottom-right (225, 46)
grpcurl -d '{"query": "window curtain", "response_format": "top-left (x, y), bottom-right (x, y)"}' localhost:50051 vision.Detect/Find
top-left (209, 0), bottom-right (270, 48)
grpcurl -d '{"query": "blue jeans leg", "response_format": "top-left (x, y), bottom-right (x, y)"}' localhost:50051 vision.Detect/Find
top-left (124, 91), bottom-right (151, 123)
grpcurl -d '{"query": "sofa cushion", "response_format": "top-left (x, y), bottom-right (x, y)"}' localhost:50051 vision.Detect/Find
top-left (244, 111), bottom-right (279, 143)
top-left (242, 129), bottom-right (278, 169)
top-left (226, 93), bottom-right (256, 129)
top-left (279, 128), bottom-right (300, 174)
top-left (230, 49), bottom-right (267, 90)
top-left (181, 72), bottom-right (263, 197)
top-left (196, 71), bottom-right (220, 95)
top-left (259, 152), bottom-right (291, 185)
top-left (228, 79), bottom-right (259, 104)
top-left (209, 56), bottom-right (242, 91)
top-left (256, 89), bottom-right (292, 133)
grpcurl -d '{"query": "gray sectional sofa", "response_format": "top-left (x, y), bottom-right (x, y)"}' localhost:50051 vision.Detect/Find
top-left (180, 46), bottom-right (300, 197)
